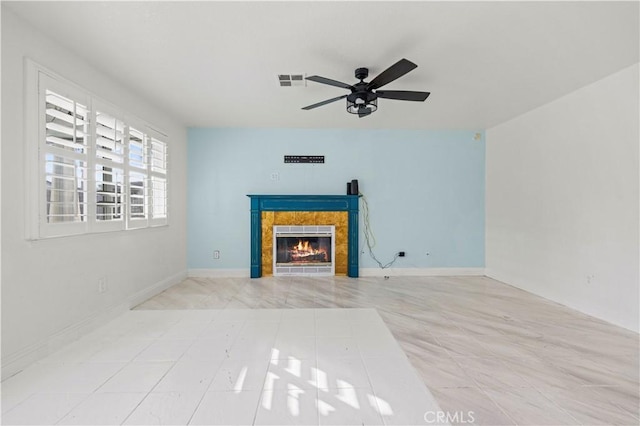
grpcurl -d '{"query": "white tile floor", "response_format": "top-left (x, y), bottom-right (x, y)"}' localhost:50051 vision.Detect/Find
top-left (132, 275), bottom-right (639, 425)
top-left (1, 308), bottom-right (444, 425)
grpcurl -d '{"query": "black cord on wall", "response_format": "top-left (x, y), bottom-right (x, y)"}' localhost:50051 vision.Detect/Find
top-left (360, 192), bottom-right (400, 269)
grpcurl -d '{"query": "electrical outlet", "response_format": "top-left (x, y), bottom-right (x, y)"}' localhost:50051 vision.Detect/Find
top-left (398, 251), bottom-right (405, 257)
top-left (213, 250), bottom-right (220, 259)
top-left (270, 172), bottom-right (280, 181)
top-left (98, 277), bottom-right (108, 293)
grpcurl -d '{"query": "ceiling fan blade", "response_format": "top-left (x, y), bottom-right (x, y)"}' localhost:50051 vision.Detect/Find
top-left (376, 90), bottom-right (430, 101)
top-left (301, 94), bottom-right (348, 110)
top-left (367, 58), bottom-right (418, 91)
top-left (306, 75), bottom-right (354, 90)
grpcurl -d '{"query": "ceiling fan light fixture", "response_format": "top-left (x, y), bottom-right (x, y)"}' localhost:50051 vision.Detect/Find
top-left (346, 94), bottom-right (377, 115)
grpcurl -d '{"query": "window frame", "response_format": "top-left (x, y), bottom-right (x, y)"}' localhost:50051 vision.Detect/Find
top-left (26, 59), bottom-right (170, 240)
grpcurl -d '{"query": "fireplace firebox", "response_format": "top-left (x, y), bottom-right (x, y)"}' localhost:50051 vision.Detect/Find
top-left (273, 225), bottom-right (335, 276)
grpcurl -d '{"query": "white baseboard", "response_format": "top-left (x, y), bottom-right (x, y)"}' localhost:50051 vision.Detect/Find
top-left (187, 268), bottom-right (485, 278)
top-left (361, 267), bottom-right (486, 277)
top-left (485, 269), bottom-right (640, 334)
top-left (188, 268), bottom-right (249, 278)
top-left (128, 270), bottom-right (188, 308)
top-left (1, 270), bottom-right (187, 381)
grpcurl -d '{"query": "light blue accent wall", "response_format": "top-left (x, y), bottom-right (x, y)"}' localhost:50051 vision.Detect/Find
top-left (188, 128), bottom-right (485, 270)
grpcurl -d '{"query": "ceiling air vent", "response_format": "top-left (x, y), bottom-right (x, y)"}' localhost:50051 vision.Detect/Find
top-left (278, 74), bottom-right (306, 87)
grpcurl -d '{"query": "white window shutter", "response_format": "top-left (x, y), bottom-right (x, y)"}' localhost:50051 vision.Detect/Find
top-left (127, 127), bottom-right (149, 228)
top-left (39, 75), bottom-right (90, 238)
top-left (149, 135), bottom-right (168, 225)
top-left (94, 107), bottom-right (126, 231)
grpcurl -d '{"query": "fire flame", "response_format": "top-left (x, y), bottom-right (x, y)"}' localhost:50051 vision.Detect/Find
top-left (290, 239), bottom-right (327, 262)
top-left (296, 240), bottom-right (310, 252)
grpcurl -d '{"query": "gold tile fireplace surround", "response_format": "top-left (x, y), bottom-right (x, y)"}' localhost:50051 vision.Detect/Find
top-left (261, 211), bottom-right (348, 276)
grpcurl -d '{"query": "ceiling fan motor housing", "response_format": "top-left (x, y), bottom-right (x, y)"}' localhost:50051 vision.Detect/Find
top-left (355, 67), bottom-right (369, 81)
top-left (347, 89), bottom-right (377, 104)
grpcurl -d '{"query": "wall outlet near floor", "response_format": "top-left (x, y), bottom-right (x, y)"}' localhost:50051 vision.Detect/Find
top-left (213, 250), bottom-right (220, 259)
top-left (98, 277), bottom-right (108, 293)
top-left (270, 172), bottom-right (280, 181)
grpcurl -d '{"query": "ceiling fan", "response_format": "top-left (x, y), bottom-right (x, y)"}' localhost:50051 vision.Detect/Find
top-left (302, 58), bottom-right (430, 118)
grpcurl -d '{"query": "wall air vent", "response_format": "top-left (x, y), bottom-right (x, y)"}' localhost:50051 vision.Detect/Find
top-left (278, 74), bottom-right (306, 87)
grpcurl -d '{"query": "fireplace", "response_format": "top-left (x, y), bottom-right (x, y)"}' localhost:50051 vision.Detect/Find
top-left (247, 194), bottom-right (359, 278)
top-left (273, 225), bottom-right (335, 276)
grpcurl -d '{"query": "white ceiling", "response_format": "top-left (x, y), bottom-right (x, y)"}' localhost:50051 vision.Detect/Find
top-left (5, 1), bottom-right (639, 130)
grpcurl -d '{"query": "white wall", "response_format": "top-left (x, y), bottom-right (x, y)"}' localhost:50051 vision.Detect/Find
top-left (1, 9), bottom-right (188, 377)
top-left (486, 64), bottom-right (639, 332)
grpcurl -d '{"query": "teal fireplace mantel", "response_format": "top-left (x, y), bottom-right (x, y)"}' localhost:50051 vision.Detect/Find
top-left (247, 194), bottom-right (360, 278)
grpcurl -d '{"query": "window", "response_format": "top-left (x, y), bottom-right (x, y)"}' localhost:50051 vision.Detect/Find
top-left (28, 62), bottom-right (169, 239)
